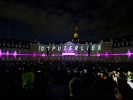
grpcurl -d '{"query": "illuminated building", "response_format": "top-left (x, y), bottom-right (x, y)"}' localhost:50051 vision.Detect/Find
top-left (0, 38), bottom-right (30, 61)
top-left (1, 32), bottom-right (133, 62)
top-left (112, 37), bottom-right (133, 62)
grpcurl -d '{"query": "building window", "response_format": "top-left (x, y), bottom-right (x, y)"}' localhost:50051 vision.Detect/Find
top-left (114, 43), bottom-right (116, 47)
top-left (26, 45), bottom-right (29, 48)
top-left (130, 41), bottom-right (133, 45)
top-left (11, 57), bottom-right (13, 61)
top-left (2, 57), bottom-right (5, 61)
top-left (15, 44), bottom-right (18, 48)
top-left (7, 43), bottom-right (10, 47)
top-left (2, 49), bottom-right (5, 53)
top-left (117, 43), bottom-right (120, 47)
top-left (3, 43), bottom-right (5, 47)
top-left (6, 57), bottom-right (9, 61)
top-left (84, 57), bottom-right (86, 61)
top-left (19, 50), bottom-right (21, 54)
top-left (18, 57), bottom-right (21, 61)
top-left (19, 44), bottom-right (21, 48)
top-left (11, 44), bottom-right (14, 48)
top-left (126, 42), bottom-right (128, 46)
top-left (122, 42), bottom-right (124, 46)
top-left (23, 45), bottom-right (25, 48)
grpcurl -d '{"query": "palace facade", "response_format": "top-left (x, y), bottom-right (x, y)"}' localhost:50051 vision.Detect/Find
top-left (0, 30), bottom-right (133, 62)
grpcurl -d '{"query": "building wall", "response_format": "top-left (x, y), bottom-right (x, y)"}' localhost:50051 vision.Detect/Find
top-left (112, 46), bottom-right (133, 62)
top-left (1, 38), bottom-right (133, 62)
top-left (0, 39), bottom-right (30, 61)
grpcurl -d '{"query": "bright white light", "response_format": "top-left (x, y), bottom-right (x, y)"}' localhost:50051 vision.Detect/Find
top-left (62, 53), bottom-right (75, 56)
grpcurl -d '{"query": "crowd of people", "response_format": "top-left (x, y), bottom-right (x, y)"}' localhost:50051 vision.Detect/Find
top-left (0, 60), bottom-right (133, 100)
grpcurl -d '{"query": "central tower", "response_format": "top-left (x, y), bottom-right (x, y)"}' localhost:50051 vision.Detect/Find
top-left (72, 26), bottom-right (79, 43)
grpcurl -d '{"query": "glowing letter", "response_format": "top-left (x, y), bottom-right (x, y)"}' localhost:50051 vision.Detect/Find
top-left (98, 44), bottom-right (101, 50)
top-left (87, 46), bottom-right (89, 50)
top-left (47, 46), bottom-right (50, 51)
top-left (39, 46), bottom-right (41, 51)
top-left (58, 46), bottom-right (61, 51)
top-left (64, 46), bottom-right (67, 50)
top-left (52, 46), bottom-right (56, 51)
top-left (41, 46), bottom-right (44, 51)
top-left (69, 46), bottom-right (72, 50)
top-left (75, 46), bottom-right (78, 50)
top-left (81, 46), bottom-right (84, 51)
top-left (92, 45), bottom-right (95, 50)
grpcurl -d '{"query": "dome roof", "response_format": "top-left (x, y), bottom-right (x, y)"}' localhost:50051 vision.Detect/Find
top-left (74, 32), bottom-right (78, 38)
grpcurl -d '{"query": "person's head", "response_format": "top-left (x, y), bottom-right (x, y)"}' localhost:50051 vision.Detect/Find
top-left (69, 77), bottom-right (83, 98)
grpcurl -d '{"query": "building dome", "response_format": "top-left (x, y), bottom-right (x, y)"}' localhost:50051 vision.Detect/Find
top-left (74, 32), bottom-right (78, 38)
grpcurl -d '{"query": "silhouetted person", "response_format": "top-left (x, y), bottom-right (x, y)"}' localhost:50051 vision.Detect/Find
top-left (65, 77), bottom-right (88, 100)
top-left (114, 79), bottom-right (133, 100)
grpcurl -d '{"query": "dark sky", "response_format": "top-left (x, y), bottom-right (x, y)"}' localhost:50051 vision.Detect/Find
top-left (0, 0), bottom-right (133, 42)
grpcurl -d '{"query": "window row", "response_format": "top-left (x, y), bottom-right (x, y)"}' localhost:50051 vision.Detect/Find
top-left (0, 57), bottom-right (21, 61)
top-left (0, 43), bottom-right (29, 48)
top-left (0, 50), bottom-right (21, 53)
top-left (113, 41), bottom-right (133, 47)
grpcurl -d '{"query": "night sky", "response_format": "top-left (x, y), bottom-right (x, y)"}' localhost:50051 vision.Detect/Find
top-left (0, 0), bottom-right (133, 42)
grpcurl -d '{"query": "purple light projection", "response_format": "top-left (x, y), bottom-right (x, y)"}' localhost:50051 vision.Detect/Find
top-left (97, 53), bottom-right (101, 57)
top-left (85, 54), bottom-right (88, 56)
top-left (51, 54), bottom-right (62, 56)
top-left (41, 54), bottom-right (46, 57)
top-left (105, 52), bottom-right (109, 58)
top-left (62, 53), bottom-right (75, 56)
top-left (0, 49), bottom-right (133, 59)
top-left (51, 54), bottom-right (55, 56)
top-left (6, 51), bottom-right (9, 57)
top-left (13, 50), bottom-right (17, 58)
top-left (33, 52), bottom-right (36, 57)
top-left (127, 49), bottom-right (131, 58)
top-left (0, 50), bottom-right (2, 58)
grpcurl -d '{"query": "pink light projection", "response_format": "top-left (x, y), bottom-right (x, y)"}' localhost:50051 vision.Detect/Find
top-left (13, 50), bottom-right (17, 58)
top-left (51, 54), bottom-right (62, 56)
top-left (0, 49), bottom-right (133, 59)
top-left (51, 54), bottom-right (55, 56)
top-left (97, 53), bottom-right (101, 57)
top-left (127, 49), bottom-right (132, 58)
top-left (41, 54), bottom-right (46, 57)
top-left (33, 52), bottom-right (37, 57)
top-left (62, 53), bottom-right (75, 56)
top-left (6, 51), bottom-right (9, 57)
top-left (77, 54), bottom-right (89, 56)
top-left (105, 52), bottom-right (109, 58)
top-left (75, 53), bottom-right (78, 56)
top-left (0, 50), bottom-right (2, 58)
top-left (85, 54), bottom-right (88, 56)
